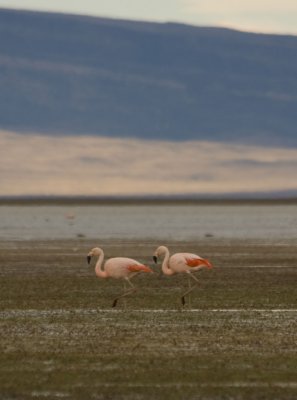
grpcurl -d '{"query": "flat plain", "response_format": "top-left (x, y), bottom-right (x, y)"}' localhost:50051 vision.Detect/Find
top-left (0, 238), bottom-right (296, 399)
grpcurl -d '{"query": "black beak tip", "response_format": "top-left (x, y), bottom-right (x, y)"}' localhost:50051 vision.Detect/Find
top-left (153, 256), bottom-right (158, 264)
top-left (87, 255), bottom-right (91, 264)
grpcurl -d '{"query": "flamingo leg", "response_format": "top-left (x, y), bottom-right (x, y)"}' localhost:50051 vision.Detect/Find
top-left (187, 275), bottom-right (192, 309)
top-left (188, 272), bottom-right (200, 284)
top-left (112, 278), bottom-right (136, 308)
top-left (122, 281), bottom-right (127, 310)
top-left (181, 273), bottom-right (200, 307)
top-left (181, 284), bottom-right (197, 306)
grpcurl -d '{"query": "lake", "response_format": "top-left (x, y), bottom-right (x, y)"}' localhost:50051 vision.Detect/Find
top-left (0, 203), bottom-right (296, 241)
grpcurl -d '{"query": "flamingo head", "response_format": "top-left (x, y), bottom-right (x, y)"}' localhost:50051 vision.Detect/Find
top-left (153, 245), bottom-right (168, 263)
top-left (87, 247), bottom-right (101, 264)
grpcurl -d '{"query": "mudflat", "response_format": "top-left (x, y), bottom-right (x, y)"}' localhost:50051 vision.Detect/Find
top-left (0, 238), bottom-right (296, 399)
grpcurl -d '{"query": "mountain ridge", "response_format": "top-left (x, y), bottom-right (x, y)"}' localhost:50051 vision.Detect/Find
top-left (0, 8), bottom-right (296, 146)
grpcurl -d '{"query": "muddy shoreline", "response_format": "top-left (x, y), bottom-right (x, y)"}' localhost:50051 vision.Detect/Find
top-left (1, 197), bottom-right (297, 206)
top-left (1, 238), bottom-right (296, 399)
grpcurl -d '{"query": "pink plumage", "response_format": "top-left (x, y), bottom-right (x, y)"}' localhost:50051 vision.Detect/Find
top-left (153, 246), bottom-right (213, 306)
top-left (169, 252), bottom-right (212, 273)
top-left (87, 247), bottom-right (153, 307)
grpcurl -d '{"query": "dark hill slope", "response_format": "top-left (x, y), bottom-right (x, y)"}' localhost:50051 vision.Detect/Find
top-left (0, 8), bottom-right (296, 146)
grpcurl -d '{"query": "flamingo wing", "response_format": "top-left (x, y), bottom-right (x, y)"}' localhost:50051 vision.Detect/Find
top-left (185, 257), bottom-right (212, 268)
top-left (127, 264), bottom-right (152, 273)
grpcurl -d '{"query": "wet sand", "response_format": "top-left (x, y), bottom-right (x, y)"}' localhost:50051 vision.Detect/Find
top-left (0, 238), bottom-right (297, 399)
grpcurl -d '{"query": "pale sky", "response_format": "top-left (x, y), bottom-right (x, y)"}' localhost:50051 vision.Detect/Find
top-left (1, 131), bottom-right (296, 196)
top-left (0, 0), bottom-right (297, 35)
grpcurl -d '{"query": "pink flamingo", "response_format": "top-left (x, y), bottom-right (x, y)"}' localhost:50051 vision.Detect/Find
top-left (87, 247), bottom-right (153, 308)
top-left (153, 246), bottom-right (213, 306)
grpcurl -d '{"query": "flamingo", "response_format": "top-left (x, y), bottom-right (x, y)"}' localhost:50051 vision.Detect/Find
top-left (87, 247), bottom-right (153, 308)
top-left (153, 246), bottom-right (213, 306)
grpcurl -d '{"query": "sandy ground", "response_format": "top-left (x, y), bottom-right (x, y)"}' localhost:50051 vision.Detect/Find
top-left (0, 238), bottom-right (297, 399)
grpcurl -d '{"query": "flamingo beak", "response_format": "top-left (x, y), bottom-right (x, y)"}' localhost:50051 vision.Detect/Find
top-left (87, 255), bottom-right (92, 264)
top-left (153, 256), bottom-right (158, 264)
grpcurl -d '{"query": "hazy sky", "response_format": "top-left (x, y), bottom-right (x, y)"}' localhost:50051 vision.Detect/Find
top-left (1, 2), bottom-right (296, 197)
top-left (1, 131), bottom-right (296, 196)
top-left (0, 0), bottom-right (296, 34)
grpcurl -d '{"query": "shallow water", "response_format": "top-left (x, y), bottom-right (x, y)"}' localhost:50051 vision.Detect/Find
top-left (0, 204), bottom-right (296, 240)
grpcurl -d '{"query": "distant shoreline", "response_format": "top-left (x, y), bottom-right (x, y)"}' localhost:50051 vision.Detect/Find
top-left (0, 197), bottom-right (297, 206)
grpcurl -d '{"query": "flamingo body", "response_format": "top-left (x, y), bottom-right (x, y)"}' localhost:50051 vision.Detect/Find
top-left (166, 252), bottom-right (212, 274)
top-left (100, 257), bottom-right (152, 279)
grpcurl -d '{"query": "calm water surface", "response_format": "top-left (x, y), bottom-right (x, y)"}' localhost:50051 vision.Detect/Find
top-left (0, 204), bottom-right (296, 240)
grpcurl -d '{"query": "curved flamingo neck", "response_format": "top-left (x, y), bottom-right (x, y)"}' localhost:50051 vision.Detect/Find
top-left (161, 247), bottom-right (174, 276)
top-left (95, 249), bottom-right (108, 278)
